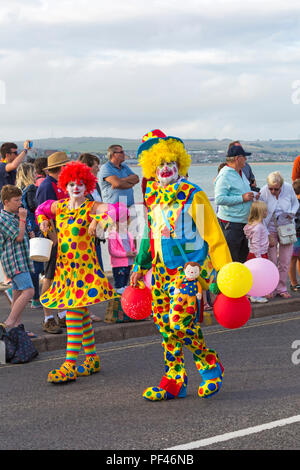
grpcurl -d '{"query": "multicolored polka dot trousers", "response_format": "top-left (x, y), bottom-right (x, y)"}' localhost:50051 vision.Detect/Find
top-left (144, 260), bottom-right (223, 400)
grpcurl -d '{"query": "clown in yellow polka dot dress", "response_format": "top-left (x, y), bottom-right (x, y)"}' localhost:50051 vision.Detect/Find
top-left (36, 161), bottom-right (119, 384)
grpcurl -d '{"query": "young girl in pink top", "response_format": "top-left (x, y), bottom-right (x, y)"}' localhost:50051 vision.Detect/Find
top-left (244, 201), bottom-right (269, 303)
top-left (108, 210), bottom-right (137, 295)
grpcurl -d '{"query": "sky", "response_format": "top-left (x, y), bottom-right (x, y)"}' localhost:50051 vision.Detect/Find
top-left (1, 0), bottom-right (300, 142)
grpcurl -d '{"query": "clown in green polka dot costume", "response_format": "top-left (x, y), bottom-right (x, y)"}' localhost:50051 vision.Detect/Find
top-left (131, 130), bottom-right (232, 400)
top-left (36, 162), bottom-right (119, 384)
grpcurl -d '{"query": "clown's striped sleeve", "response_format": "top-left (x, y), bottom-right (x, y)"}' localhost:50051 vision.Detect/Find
top-left (131, 220), bottom-right (152, 275)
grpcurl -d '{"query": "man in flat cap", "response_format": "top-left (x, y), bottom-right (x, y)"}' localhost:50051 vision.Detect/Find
top-left (214, 143), bottom-right (256, 263)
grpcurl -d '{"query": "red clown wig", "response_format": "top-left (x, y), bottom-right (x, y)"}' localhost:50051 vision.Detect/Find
top-left (58, 161), bottom-right (97, 195)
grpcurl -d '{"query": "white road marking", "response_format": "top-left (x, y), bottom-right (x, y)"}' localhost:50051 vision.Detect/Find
top-left (166, 415), bottom-right (300, 449)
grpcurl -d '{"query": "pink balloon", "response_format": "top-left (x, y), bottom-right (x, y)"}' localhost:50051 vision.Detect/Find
top-left (244, 258), bottom-right (279, 297)
top-left (143, 269), bottom-right (152, 290)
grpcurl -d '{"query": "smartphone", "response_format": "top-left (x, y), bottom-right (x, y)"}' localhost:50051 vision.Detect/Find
top-left (28, 141), bottom-right (33, 149)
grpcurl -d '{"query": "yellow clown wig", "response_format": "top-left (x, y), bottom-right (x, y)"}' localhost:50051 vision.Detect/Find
top-left (138, 137), bottom-right (191, 180)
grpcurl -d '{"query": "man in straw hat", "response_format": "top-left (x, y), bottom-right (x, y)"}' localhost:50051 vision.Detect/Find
top-left (36, 152), bottom-right (69, 334)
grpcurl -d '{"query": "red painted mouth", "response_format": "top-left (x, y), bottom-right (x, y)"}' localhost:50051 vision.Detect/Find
top-left (160, 170), bottom-right (173, 177)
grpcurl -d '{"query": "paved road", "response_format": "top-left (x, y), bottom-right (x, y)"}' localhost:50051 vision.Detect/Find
top-left (1, 312), bottom-right (300, 451)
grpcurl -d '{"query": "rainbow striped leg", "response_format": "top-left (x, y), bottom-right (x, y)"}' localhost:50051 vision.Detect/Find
top-left (47, 308), bottom-right (85, 383)
top-left (65, 308), bottom-right (86, 364)
top-left (76, 309), bottom-right (100, 376)
top-left (48, 308), bottom-right (100, 383)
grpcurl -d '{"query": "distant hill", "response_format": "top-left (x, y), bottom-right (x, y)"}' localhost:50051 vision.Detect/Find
top-left (13, 136), bottom-right (300, 157)
top-left (180, 139), bottom-right (300, 156)
top-left (15, 137), bottom-right (140, 153)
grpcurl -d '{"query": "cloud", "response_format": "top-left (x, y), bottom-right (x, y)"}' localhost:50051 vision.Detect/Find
top-left (0, 0), bottom-right (300, 141)
top-left (2, 0), bottom-right (300, 25)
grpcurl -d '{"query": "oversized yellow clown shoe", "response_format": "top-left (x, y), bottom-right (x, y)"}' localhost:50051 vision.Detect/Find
top-left (143, 375), bottom-right (188, 401)
top-left (76, 355), bottom-right (101, 376)
top-left (48, 362), bottom-right (77, 384)
top-left (143, 387), bottom-right (168, 401)
top-left (198, 363), bottom-right (224, 398)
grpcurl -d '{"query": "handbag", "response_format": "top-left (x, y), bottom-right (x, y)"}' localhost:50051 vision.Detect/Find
top-left (0, 324), bottom-right (38, 363)
top-left (0, 325), bottom-right (17, 362)
top-left (273, 214), bottom-right (297, 245)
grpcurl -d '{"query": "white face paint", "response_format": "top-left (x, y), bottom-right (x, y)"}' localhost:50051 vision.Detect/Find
top-left (184, 264), bottom-right (200, 280)
top-left (67, 181), bottom-right (86, 199)
top-left (156, 161), bottom-right (179, 186)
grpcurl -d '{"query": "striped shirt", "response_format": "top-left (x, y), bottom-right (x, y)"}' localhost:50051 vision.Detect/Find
top-left (0, 209), bottom-right (34, 278)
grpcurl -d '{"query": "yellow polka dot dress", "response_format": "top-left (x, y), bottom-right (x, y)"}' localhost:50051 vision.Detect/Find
top-left (40, 199), bottom-right (118, 310)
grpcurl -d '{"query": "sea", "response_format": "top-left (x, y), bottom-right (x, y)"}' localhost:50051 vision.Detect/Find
top-left (0, 162), bottom-right (294, 280)
top-left (130, 162), bottom-right (294, 202)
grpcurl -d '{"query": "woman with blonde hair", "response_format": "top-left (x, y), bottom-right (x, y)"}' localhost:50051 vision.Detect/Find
top-left (16, 162), bottom-right (39, 236)
top-left (259, 171), bottom-right (299, 299)
top-left (16, 163), bottom-right (38, 227)
top-left (16, 162), bottom-right (43, 309)
top-left (16, 162), bottom-right (36, 188)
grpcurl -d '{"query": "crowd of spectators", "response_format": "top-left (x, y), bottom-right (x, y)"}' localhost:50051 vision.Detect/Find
top-left (0, 141), bottom-right (139, 336)
top-left (214, 141), bottom-right (300, 304)
top-left (0, 136), bottom-right (300, 338)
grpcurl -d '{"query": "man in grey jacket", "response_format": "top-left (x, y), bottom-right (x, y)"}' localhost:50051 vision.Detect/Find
top-left (214, 144), bottom-right (255, 262)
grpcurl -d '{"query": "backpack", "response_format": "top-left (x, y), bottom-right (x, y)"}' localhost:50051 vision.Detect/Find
top-left (0, 324), bottom-right (38, 364)
top-left (22, 185), bottom-right (40, 235)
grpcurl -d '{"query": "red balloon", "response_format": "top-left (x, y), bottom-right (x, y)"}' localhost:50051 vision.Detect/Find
top-left (213, 293), bottom-right (251, 329)
top-left (121, 284), bottom-right (152, 320)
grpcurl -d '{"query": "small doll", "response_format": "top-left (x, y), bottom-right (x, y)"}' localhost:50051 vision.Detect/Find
top-left (173, 262), bottom-right (202, 314)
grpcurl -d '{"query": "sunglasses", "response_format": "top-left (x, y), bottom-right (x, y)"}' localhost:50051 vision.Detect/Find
top-left (268, 187), bottom-right (281, 192)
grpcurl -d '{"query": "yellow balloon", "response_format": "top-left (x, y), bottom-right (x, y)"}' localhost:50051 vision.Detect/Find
top-left (217, 262), bottom-right (253, 298)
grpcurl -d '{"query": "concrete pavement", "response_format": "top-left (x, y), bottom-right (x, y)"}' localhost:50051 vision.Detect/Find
top-left (0, 279), bottom-right (299, 353)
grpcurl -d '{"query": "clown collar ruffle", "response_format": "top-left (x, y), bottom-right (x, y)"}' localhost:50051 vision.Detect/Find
top-left (144, 177), bottom-right (194, 207)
